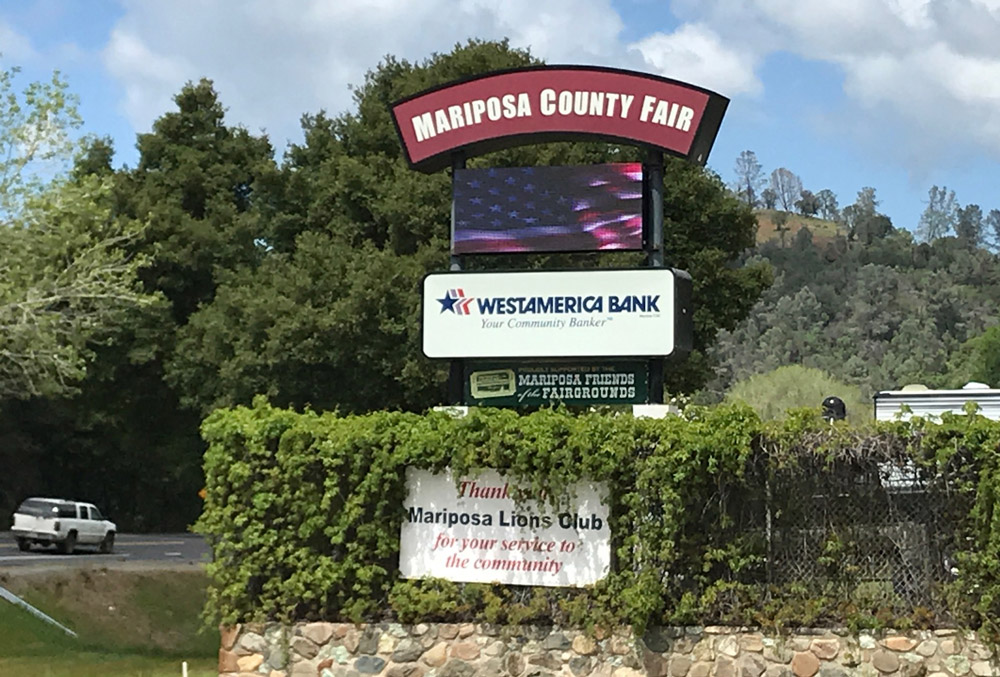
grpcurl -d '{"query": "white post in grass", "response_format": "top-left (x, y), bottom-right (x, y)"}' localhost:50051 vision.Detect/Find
top-left (182, 661), bottom-right (188, 677)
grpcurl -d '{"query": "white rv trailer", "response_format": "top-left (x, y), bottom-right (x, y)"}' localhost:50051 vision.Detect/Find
top-left (873, 382), bottom-right (1000, 422)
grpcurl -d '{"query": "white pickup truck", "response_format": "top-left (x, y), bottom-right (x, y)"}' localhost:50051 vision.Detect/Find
top-left (11, 497), bottom-right (116, 554)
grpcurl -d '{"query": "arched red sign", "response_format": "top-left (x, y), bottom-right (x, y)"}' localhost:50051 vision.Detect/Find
top-left (391, 66), bottom-right (728, 173)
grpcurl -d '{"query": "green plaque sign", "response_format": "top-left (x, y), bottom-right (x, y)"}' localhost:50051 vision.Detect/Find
top-left (464, 362), bottom-right (649, 407)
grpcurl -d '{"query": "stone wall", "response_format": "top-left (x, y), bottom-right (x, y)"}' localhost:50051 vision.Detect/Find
top-left (219, 623), bottom-right (998, 677)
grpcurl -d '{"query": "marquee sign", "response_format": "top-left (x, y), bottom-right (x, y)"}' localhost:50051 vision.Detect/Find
top-left (391, 66), bottom-right (729, 173)
top-left (452, 163), bottom-right (644, 254)
top-left (422, 268), bottom-right (692, 359)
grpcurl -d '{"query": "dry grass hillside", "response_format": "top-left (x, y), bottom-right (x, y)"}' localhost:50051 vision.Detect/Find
top-left (754, 209), bottom-right (845, 246)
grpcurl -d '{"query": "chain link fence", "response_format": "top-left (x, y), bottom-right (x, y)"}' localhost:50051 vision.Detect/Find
top-left (743, 454), bottom-right (973, 617)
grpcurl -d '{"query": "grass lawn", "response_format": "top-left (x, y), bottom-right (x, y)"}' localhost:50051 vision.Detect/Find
top-left (0, 567), bottom-right (218, 676)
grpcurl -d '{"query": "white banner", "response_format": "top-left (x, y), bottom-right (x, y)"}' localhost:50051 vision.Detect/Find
top-left (422, 269), bottom-right (678, 358)
top-left (400, 468), bottom-right (610, 587)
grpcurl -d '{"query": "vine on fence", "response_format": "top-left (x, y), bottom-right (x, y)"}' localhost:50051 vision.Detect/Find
top-left (196, 397), bottom-right (999, 637)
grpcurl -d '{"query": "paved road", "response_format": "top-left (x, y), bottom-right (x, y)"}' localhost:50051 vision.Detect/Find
top-left (0, 532), bottom-right (210, 569)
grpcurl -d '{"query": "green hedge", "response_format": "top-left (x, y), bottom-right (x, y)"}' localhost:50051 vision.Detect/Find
top-left (196, 398), bottom-right (1000, 636)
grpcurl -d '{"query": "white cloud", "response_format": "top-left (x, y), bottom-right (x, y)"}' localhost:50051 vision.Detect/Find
top-left (95, 0), bottom-right (1000, 166)
top-left (102, 29), bottom-right (193, 135)
top-left (99, 0), bottom-right (629, 149)
top-left (629, 24), bottom-right (762, 96)
top-left (669, 0), bottom-right (1000, 162)
top-left (469, 0), bottom-right (627, 64)
top-left (0, 20), bottom-right (38, 62)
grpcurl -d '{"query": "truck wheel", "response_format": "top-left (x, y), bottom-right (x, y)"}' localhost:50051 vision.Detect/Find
top-left (59, 531), bottom-right (77, 555)
top-left (16, 537), bottom-right (30, 552)
top-left (99, 532), bottom-right (115, 554)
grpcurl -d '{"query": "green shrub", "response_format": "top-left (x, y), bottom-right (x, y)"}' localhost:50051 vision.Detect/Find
top-left (196, 398), bottom-right (1000, 638)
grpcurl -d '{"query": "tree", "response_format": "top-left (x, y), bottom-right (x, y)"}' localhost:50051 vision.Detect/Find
top-left (724, 365), bottom-right (868, 422)
top-left (955, 204), bottom-right (984, 248)
top-left (947, 325), bottom-right (1000, 388)
top-left (916, 185), bottom-right (957, 242)
top-left (986, 209), bottom-right (1000, 251)
top-left (732, 150), bottom-right (764, 207)
top-left (792, 226), bottom-right (814, 251)
top-left (1, 80), bottom-right (279, 531)
top-left (854, 186), bottom-right (879, 215)
top-left (853, 213), bottom-right (894, 246)
top-left (0, 66), bottom-right (151, 400)
top-left (769, 168), bottom-right (802, 211)
top-left (772, 211), bottom-right (791, 248)
top-left (816, 189), bottom-right (839, 221)
top-left (0, 67), bottom-right (157, 528)
top-left (119, 79), bottom-right (278, 322)
top-left (795, 189), bottom-right (820, 216)
top-left (761, 188), bottom-right (777, 210)
top-left (841, 204), bottom-right (861, 235)
top-left (65, 80), bottom-right (278, 528)
top-left (168, 237), bottom-right (445, 414)
top-left (0, 67), bottom-right (81, 221)
top-left (842, 187), bottom-right (893, 245)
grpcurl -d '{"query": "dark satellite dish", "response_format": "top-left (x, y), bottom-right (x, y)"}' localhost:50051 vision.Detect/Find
top-left (822, 396), bottom-right (846, 422)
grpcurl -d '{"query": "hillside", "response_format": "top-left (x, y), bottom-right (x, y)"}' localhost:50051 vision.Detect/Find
top-left (707, 223), bottom-right (1000, 404)
top-left (754, 209), bottom-right (844, 246)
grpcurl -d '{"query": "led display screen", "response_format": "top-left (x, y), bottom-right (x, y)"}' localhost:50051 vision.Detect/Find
top-left (452, 163), bottom-right (643, 254)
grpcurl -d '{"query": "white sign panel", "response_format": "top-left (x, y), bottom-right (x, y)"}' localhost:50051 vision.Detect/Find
top-left (400, 468), bottom-right (610, 587)
top-left (422, 269), bottom-right (678, 358)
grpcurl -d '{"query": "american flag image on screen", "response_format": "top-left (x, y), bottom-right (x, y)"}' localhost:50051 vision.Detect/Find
top-left (452, 163), bottom-right (644, 254)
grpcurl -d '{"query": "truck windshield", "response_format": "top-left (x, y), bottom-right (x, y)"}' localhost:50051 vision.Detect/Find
top-left (17, 499), bottom-right (77, 518)
top-left (16, 499), bottom-right (60, 516)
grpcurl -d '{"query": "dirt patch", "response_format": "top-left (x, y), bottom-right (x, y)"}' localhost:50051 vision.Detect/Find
top-left (756, 209), bottom-right (842, 247)
top-left (0, 564), bottom-right (216, 655)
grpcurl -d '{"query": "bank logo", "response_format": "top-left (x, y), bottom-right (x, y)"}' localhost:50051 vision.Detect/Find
top-left (437, 290), bottom-right (662, 317)
top-left (438, 288), bottom-right (476, 315)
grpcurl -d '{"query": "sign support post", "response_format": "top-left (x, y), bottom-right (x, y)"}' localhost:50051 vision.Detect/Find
top-left (647, 149), bottom-right (664, 269)
top-left (448, 153), bottom-right (467, 404)
top-left (646, 149), bottom-right (665, 404)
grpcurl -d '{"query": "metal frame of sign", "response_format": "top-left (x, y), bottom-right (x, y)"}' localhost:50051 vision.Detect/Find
top-left (389, 66), bottom-right (720, 406)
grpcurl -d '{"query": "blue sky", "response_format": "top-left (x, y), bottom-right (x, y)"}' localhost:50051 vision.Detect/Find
top-left (3, 0), bottom-right (999, 236)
